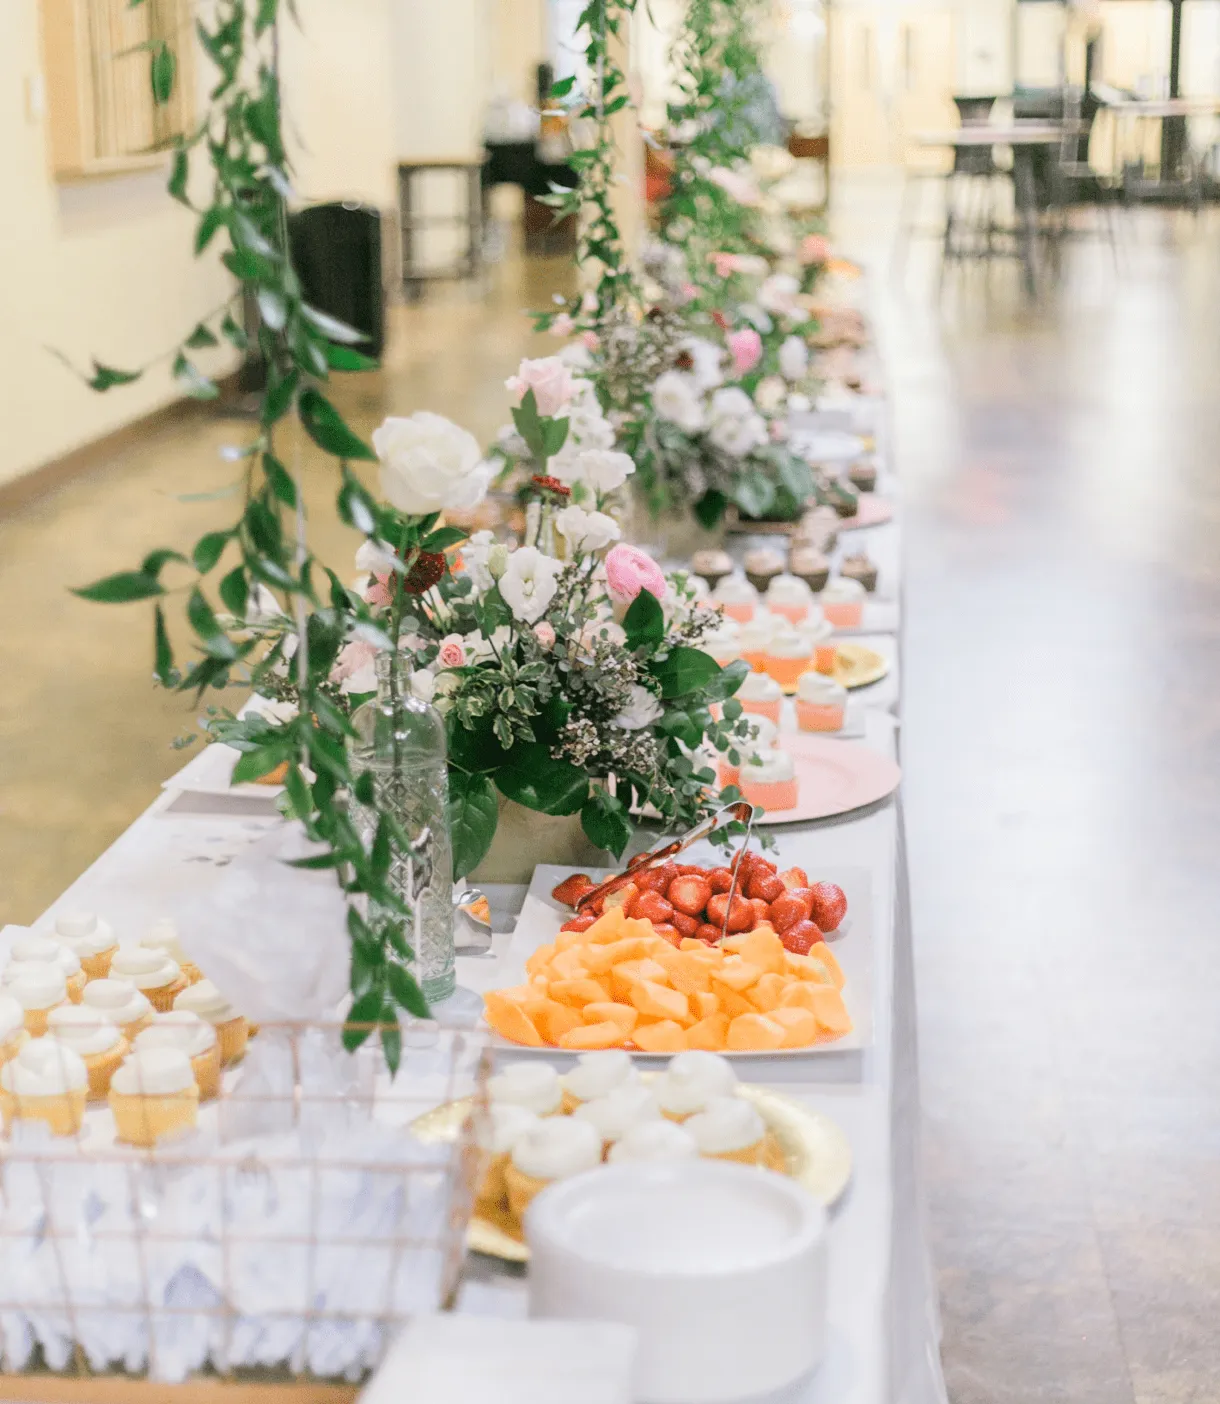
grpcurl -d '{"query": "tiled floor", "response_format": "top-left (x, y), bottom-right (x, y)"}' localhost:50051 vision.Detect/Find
top-left (2, 182), bottom-right (1219, 1399)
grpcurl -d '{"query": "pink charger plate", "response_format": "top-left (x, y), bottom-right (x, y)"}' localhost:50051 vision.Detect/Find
top-left (751, 733), bottom-right (901, 825)
top-left (835, 494), bottom-right (893, 531)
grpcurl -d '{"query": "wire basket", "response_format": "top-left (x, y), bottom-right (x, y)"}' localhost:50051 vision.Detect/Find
top-left (0, 1017), bottom-right (490, 1394)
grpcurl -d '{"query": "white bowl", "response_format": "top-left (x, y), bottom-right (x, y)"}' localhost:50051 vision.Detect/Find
top-left (525, 1160), bottom-right (827, 1404)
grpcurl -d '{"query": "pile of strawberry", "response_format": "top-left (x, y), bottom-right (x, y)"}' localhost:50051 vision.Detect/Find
top-left (552, 851), bottom-right (847, 957)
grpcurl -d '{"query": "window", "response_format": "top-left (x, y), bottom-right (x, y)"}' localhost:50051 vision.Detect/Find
top-left (41, 0), bottom-right (194, 180)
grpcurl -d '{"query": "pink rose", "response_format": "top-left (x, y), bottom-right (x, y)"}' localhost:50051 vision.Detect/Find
top-left (727, 328), bottom-right (763, 376)
top-left (549, 312), bottom-right (575, 337)
top-left (364, 573), bottom-right (395, 609)
top-left (799, 233), bottom-right (830, 266)
top-left (533, 621), bottom-right (556, 650)
top-left (331, 639), bottom-right (377, 683)
top-left (709, 252), bottom-right (740, 279)
top-left (605, 543), bottom-right (667, 606)
top-left (679, 282), bottom-right (698, 304)
top-left (769, 419), bottom-right (789, 442)
top-left (505, 357), bottom-right (575, 418)
top-left (580, 331), bottom-right (600, 351)
top-left (437, 633), bottom-right (466, 669)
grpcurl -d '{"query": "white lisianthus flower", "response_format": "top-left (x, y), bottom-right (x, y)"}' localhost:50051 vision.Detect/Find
top-left (739, 303), bottom-right (774, 335)
top-left (708, 387), bottom-right (768, 457)
top-left (779, 335), bottom-right (810, 382)
top-left (409, 669), bottom-right (436, 702)
top-left (355, 538), bottom-right (399, 575)
top-left (681, 337), bottom-right (725, 391)
top-left (612, 685), bottom-right (665, 731)
top-left (758, 273), bottom-right (802, 317)
top-left (653, 370), bottom-right (706, 433)
top-left (788, 391), bottom-right (812, 414)
top-left (497, 547), bottom-right (564, 624)
top-left (463, 625), bottom-right (512, 663)
top-left (373, 412), bottom-right (490, 516)
top-left (710, 387), bottom-right (755, 420)
top-left (754, 376), bottom-right (788, 413)
top-left (555, 505), bottom-right (622, 553)
top-left (578, 616), bottom-right (627, 651)
top-left (574, 449), bottom-right (636, 494)
top-left (461, 529), bottom-right (496, 591)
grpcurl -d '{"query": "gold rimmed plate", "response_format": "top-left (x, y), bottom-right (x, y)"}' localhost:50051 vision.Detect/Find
top-left (775, 643), bottom-right (888, 693)
top-left (412, 1083), bottom-right (853, 1264)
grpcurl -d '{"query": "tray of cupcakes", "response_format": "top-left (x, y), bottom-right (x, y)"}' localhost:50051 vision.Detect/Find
top-left (412, 1049), bottom-right (854, 1262)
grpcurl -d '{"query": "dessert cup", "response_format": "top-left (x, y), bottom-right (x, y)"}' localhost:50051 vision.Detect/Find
top-left (504, 1116), bottom-right (602, 1221)
top-left (762, 621), bottom-right (817, 690)
top-left (736, 613), bottom-right (776, 672)
top-left (787, 548), bottom-right (831, 594)
top-left (764, 574), bottom-right (814, 625)
top-left (839, 551), bottom-right (879, 593)
top-left (0, 1039), bottom-right (89, 1136)
top-left (743, 547), bottom-right (785, 595)
top-left (0, 995), bottom-right (27, 1072)
top-left (819, 578), bottom-right (865, 628)
top-left (689, 548), bottom-right (735, 591)
top-left (7, 964), bottom-right (69, 1037)
top-left (109, 948), bottom-right (188, 1013)
top-left (685, 1095), bottom-right (768, 1166)
top-left (607, 1120), bottom-right (699, 1164)
top-left (814, 644), bottom-right (838, 674)
top-left (653, 1050), bottom-right (738, 1122)
top-left (739, 751), bottom-right (799, 812)
top-left (84, 978), bottom-right (154, 1043)
top-left (560, 1049), bottom-right (638, 1113)
top-left (109, 1048), bottom-right (201, 1147)
top-left (174, 979), bottom-right (249, 1064)
top-left (53, 911), bottom-right (118, 980)
top-left (489, 1061), bottom-right (564, 1116)
top-left (573, 1085), bottom-right (661, 1155)
top-left (47, 1004), bottom-right (128, 1101)
top-left (847, 460), bottom-right (877, 492)
top-left (141, 918), bottom-right (202, 984)
top-left (474, 1103), bottom-right (540, 1218)
top-left (736, 670), bottom-right (783, 726)
top-left (136, 1011), bottom-right (222, 1100)
top-left (711, 574), bottom-right (758, 624)
top-left (795, 673), bottom-right (848, 733)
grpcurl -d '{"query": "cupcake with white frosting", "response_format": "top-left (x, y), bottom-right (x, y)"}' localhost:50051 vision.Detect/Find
top-left (141, 918), bottom-right (202, 984)
top-left (53, 911), bottom-right (118, 980)
top-left (701, 619), bottom-right (742, 668)
top-left (47, 1004), bottom-right (128, 1101)
top-left (83, 978), bottom-right (154, 1042)
top-left (0, 993), bottom-right (27, 1069)
top-left (608, 1119), bottom-right (699, 1164)
top-left (737, 612), bottom-right (776, 672)
top-left (738, 749), bottom-right (799, 812)
top-left (711, 574), bottom-right (758, 624)
top-left (109, 948), bottom-right (187, 1013)
top-left (503, 1115), bottom-right (602, 1220)
top-left (685, 1094), bottom-right (768, 1166)
top-left (573, 1085), bottom-right (661, 1153)
top-left (720, 714), bottom-right (779, 788)
top-left (560, 1049), bottom-right (638, 1113)
top-left (0, 1038), bottom-right (88, 1136)
top-left (762, 621), bottom-right (818, 689)
top-left (796, 672), bottom-right (848, 732)
top-left (765, 573), bottom-right (815, 625)
top-left (653, 1050), bottom-right (738, 1122)
top-left (736, 669), bottom-right (783, 726)
top-left (819, 576), bottom-right (865, 628)
top-left (489, 1061), bottom-right (564, 1116)
top-left (743, 546), bottom-right (785, 595)
top-left (174, 979), bottom-right (249, 1064)
top-left (473, 1103), bottom-right (540, 1216)
top-left (7, 963), bottom-right (68, 1037)
top-left (5, 936), bottom-right (86, 1003)
top-left (136, 1010), bottom-right (221, 1100)
top-left (109, 1047), bottom-right (200, 1147)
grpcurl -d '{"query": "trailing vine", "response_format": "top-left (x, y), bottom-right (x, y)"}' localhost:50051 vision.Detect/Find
top-left (71, 0), bottom-right (441, 1072)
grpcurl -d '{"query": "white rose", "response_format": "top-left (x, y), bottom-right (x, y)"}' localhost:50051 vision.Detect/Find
top-left (709, 412), bottom-right (768, 457)
top-left (739, 303), bottom-right (774, 335)
top-left (710, 387), bottom-right (755, 420)
top-left (555, 505), bottom-right (622, 553)
top-left (788, 391), bottom-right (812, 414)
top-left (755, 376), bottom-right (788, 413)
top-left (779, 335), bottom-right (810, 382)
top-left (463, 625), bottom-right (512, 662)
top-left (372, 412), bottom-right (490, 516)
top-left (462, 529), bottom-right (496, 591)
top-left (653, 370), bottom-right (706, 433)
top-left (577, 449), bottom-right (636, 494)
top-left (681, 337), bottom-right (725, 391)
top-left (497, 547), bottom-right (564, 624)
top-left (355, 538), bottom-right (399, 575)
top-left (758, 273), bottom-right (801, 316)
top-left (578, 617), bottom-right (627, 651)
top-left (612, 685), bottom-right (664, 732)
top-left (409, 669), bottom-right (436, 702)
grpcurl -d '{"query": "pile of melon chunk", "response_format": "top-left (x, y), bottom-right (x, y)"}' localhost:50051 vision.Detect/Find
top-left (483, 907), bottom-right (853, 1053)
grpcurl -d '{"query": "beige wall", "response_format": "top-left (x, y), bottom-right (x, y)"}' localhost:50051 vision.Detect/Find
top-left (493, 0), bottom-right (548, 104)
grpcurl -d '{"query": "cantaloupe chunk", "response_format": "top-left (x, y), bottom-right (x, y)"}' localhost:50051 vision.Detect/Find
top-left (583, 1001), bottom-right (639, 1035)
top-left (726, 1012), bottom-right (786, 1051)
top-left (748, 972), bottom-right (787, 1013)
top-left (534, 999), bottom-right (587, 1044)
top-left (652, 948), bottom-right (712, 996)
top-left (632, 1020), bottom-right (688, 1053)
top-left (808, 942), bottom-right (845, 990)
top-left (583, 936), bottom-right (655, 972)
top-left (548, 947), bottom-right (591, 981)
top-left (768, 1006), bottom-right (818, 1048)
top-left (722, 926), bottom-right (786, 976)
top-left (709, 978), bottom-right (757, 1020)
top-left (629, 980), bottom-right (692, 1025)
top-left (550, 976), bottom-right (611, 1008)
top-left (691, 990), bottom-right (720, 1019)
top-left (609, 957), bottom-right (669, 1002)
top-left (560, 1021), bottom-right (627, 1050)
top-left (715, 958), bottom-right (763, 992)
top-left (525, 944), bottom-right (557, 977)
top-left (779, 981), bottom-right (851, 1034)
top-left (483, 991), bottom-right (543, 1047)
top-left (586, 908), bottom-right (627, 942)
top-left (784, 952), bottom-right (834, 984)
top-left (685, 1013), bottom-right (730, 1051)
top-left (554, 928), bottom-right (592, 952)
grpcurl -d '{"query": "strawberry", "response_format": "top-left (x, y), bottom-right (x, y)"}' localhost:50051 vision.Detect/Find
top-left (706, 892), bottom-right (753, 934)
top-left (808, 882), bottom-right (847, 932)
top-left (636, 862), bottom-right (681, 893)
top-left (748, 898), bottom-right (771, 928)
top-left (627, 852), bottom-right (652, 870)
top-left (629, 890), bottom-right (676, 926)
top-left (745, 871), bottom-right (785, 903)
top-left (552, 873), bottom-right (594, 907)
top-left (676, 863), bottom-right (706, 875)
top-left (778, 866), bottom-right (809, 890)
top-left (668, 874), bottom-right (713, 917)
top-left (695, 923), bottom-right (723, 944)
top-left (670, 911), bottom-right (700, 938)
top-left (652, 923), bottom-right (683, 947)
top-left (768, 888), bottom-right (814, 934)
top-left (602, 881), bottom-right (638, 912)
top-left (560, 914), bottom-right (597, 933)
top-left (781, 919), bottom-right (823, 956)
top-left (707, 867), bottom-right (736, 894)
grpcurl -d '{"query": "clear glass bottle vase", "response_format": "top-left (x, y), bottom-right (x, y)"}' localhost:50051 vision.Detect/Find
top-left (350, 653), bottom-right (456, 1004)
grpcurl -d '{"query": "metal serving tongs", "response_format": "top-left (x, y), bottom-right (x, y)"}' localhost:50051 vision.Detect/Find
top-left (574, 800), bottom-right (758, 943)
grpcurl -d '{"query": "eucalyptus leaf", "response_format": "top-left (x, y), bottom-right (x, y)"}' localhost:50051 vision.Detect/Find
top-left (72, 572), bottom-right (163, 604)
top-left (298, 388), bottom-right (376, 461)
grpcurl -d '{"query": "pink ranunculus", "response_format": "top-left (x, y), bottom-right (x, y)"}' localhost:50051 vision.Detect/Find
top-left (549, 312), bottom-right (575, 337)
top-left (769, 419), bottom-right (789, 442)
top-left (727, 328), bottom-right (763, 376)
top-left (679, 282), bottom-right (698, 304)
top-left (331, 639), bottom-right (377, 683)
top-left (580, 330), bottom-right (600, 352)
top-left (533, 621), bottom-right (556, 650)
top-left (505, 356), bottom-right (575, 418)
top-left (605, 543), bottom-right (668, 606)
top-left (364, 573), bottom-right (395, 608)
top-left (709, 252), bottom-right (740, 279)
top-left (799, 233), bottom-right (830, 266)
top-left (437, 633), bottom-right (467, 669)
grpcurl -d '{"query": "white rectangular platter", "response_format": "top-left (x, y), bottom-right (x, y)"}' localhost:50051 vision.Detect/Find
top-left (478, 861), bottom-right (874, 1058)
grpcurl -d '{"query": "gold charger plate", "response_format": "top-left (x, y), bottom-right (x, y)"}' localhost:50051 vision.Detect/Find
top-left (411, 1082), bottom-right (853, 1265)
top-left (776, 643), bottom-right (888, 694)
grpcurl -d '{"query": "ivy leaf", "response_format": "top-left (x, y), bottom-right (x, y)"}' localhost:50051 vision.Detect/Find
top-left (78, 360), bottom-right (142, 392)
top-left (218, 565), bottom-right (249, 617)
top-left (255, 0), bottom-right (280, 35)
top-left (510, 388), bottom-right (545, 459)
top-left (153, 604), bottom-right (174, 686)
top-left (540, 415), bottom-right (570, 458)
top-left (150, 42), bottom-right (176, 105)
top-left (495, 743), bottom-right (589, 816)
top-left (342, 988), bottom-right (385, 1052)
top-left (192, 531), bottom-right (229, 574)
top-left (448, 768), bottom-right (499, 877)
top-left (231, 737), bottom-right (295, 784)
top-left (220, 311), bottom-right (248, 350)
top-left (301, 304), bottom-right (365, 344)
top-left (262, 453), bottom-right (297, 507)
top-left (282, 763), bottom-right (313, 821)
top-left (195, 206), bottom-right (226, 254)
top-left (387, 962), bottom-right (429, 1019)
top-left (651, 645), bottom-right (721, 699)
top-left (256, 287), bottom-right (287, 331)
top-left (550, 74), bottom-right (577, 98)
top-left (298, 388), bottom-right (376, 461)
top-left (623, 587), bottom-right (664, 649)
top-left (185, 322), bottom-right (219, 349)
top-left (337, 475), bottom-right (376, 534)
top-left (141, 548), bottom-right (187, 579)
top-left (325, 343), bottom-right (379, 372)
top-left (379, 1014), bottom-right (402, 1075)
top-left (173, 352), bottom-right (219, 400)
top-left (72, 571), bottom-right (163, 603)
top-left (261, 366), bottom-right (298, 425)
top-left (168, 147), bottom-right (190, 205)
top-left (580, 791), bottom-right (632, 858)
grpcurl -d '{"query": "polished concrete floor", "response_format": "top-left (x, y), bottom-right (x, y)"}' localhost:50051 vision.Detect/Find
top-left (2, 183), bottom-right (1219, 1400)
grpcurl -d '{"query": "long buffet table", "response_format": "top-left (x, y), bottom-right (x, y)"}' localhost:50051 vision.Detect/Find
top-left (16, 396), bottom-right (947, 1403)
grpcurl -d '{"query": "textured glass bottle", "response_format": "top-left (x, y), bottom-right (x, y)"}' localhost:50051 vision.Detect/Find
top-left (350, 654), bottom-right (456, 1003)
